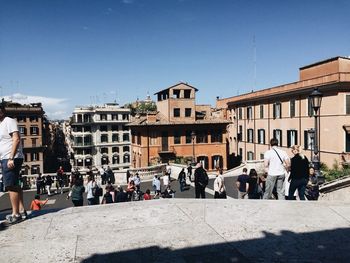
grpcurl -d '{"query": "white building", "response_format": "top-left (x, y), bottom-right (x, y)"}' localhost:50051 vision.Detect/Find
top-left (69, 103), bottom-right (131, 171)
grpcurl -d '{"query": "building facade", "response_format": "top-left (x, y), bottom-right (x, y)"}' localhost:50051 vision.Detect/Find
top-left (3, 102), bottom-right (46, 175)
top-left (128, 83), bottom-right (229, 171)
top-left (69, 103), bottom-right (131, 171)
top-left (217, 56), bottom-right (350, 168)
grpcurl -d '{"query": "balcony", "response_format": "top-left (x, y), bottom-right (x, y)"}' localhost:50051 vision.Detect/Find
top-left (72, 142), bottom-right (93, 148)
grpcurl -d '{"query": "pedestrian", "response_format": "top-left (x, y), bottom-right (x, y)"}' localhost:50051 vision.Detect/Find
top-left (106, 166), bottom-right (115, 184)
top-left (288, 145), bottom-right (309, 200)
top-left (68, 178), bottom-right (85, 207)
top-left (166, 163), bottom-right (172, 178)
top-left (153, 176), bottom-right (161, 198)
top-left (194, 162), bottom-right (208, 199)
top-left (305, 167), bottom-right (319, 201)
top-left (102, 184), bottom-right (114, 204)
top-left (134, 172), bottom-right (141, 191)
top-left (115, 185), bottom-right (128, 203)
top-left (30, 194), bottom-right (48, 211)
top-left (56, 166), bottom-right (64, 194)
top-left (0, 173), bottom-right (3, 192)
top-left (187, 163), bottom-right (193, 182)
top-left (162, 185), bottom-right (175, 198)
top-left (36, 173), bottom-right (44, 195)
top-left (126, 180), bottom-right (136, 201)
top-left (86, 174), bottom-right (98, 205)
top-left (236, 168), bottom-right (249, 199)
top-left (0, 103), bottom-right (27, 224)
top-left (163, 171), bottom-right (169, 189)
top-left (45, 175), bottom-right (53, 196)
top-left (177, 168), bottom-right (186, 192)
top-left (214, 168), bottom-right (226, 199)
top-left (247, 169), bottom-right (262, 199)
top-left (263, 138), bottom-right (290, 200)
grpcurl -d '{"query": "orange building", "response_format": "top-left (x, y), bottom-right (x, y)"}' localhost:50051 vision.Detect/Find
top-left (216, 56), bottom-right (350, 168)
top-left (128, 83), bottom-right (230, 171)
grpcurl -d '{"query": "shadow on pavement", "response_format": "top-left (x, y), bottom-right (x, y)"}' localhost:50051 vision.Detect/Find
top-left (80, 227), bottom-right (350, 263)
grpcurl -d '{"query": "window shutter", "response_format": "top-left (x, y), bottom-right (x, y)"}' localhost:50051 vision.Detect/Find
top-left (295, 131), bottom-right (298, 146)
top-left (346, 95), bottom-right (350, 115)
top-left (279, 130), bottom-right (282, 146)
top-left (304, 130), bottom-right (308, 149)
top-left (273, 104), bottom-right (276, 119)
top-left (287, 130), bottom-right (291, 147)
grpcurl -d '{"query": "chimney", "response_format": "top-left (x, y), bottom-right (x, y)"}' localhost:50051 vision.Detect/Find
top-left (146, 112), bottom-right (157, 123)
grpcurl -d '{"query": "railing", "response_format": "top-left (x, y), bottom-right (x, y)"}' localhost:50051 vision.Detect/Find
top-left (127, 164), bottom-right (166, 181)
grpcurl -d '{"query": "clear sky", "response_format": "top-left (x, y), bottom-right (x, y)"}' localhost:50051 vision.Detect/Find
top-left (1, 0), bottom-right (349, 119)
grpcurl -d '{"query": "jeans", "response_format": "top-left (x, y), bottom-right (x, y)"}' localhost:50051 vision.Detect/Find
top-left (263, 174), bottom-right (285, 200)
top-left (289, 178), bottom-right (307, 200)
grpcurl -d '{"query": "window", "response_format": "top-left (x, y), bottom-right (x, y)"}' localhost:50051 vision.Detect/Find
top-left (260, 105), bottom-right (264, 119)
top-left (112, 134), bottom-right (119, 142)
top-left (123, 133), bottom-right (130, 142)
top-left (30, 126), bottom-right (39, 135)
top-left (273, 102), bottom-right (282, 119)
top-left (83, 114), bottom-right (91, 122)
top-left (346, 131), bottom-right (350, 152)
top-left (304, 130), bottom-right (314, 150)
top-left (238, 125), bottom-right (243, 141)
top-left (287, 130), bottom-right (298, 147)
top-left (17, 116), bottom-right (26, 122)
top-left (174, 108), bottom-right (180, 117)
top-left (173, 89), bottom-right (180, 98)
top-left (150, 131), bottom-right (157, 145)
top-left (112, 114), bottom-right (118, 120)
top-left (84, 135), bottom-right (92, 145)
top-left (273, 129), bottom-right (282, 146)
top-left (238, 108), bottom-right (243, 119)
top-left (31, 153), bottom-right (38, 161)
top-left (196, 131), bottom-right (208, 143)
top-left (212, 155), bottom-right (223, 169)
top-left (239, 148), bottom-right (243, 157)
top-left (21, 138), bottom-right (25, 147)
top-left (123, 114), bottom-right (129, 120)
top-left (247, 151), bottom-right (254, 160)
top-left (100, 134), bottom-right (108, 143)
top-left (308, 98), bottom-right (314, 117)
top-left (258, 129), bottom-right (265, 144)
top-left (112, 155), bottom-right (119, 164)
top-left (19, 126), bottom-right (26, 136)
top-left (247, 106), bottom-right (253, 120)
top-left (137, 133), bottom-right (141, 145)
top-left (123, 146), bottom-right (130, 152)
top-left (32, 138), bottom-right (37, 147)
top-left (211, 130), bottom-right (222, 143)
top-left (101, 147), bottom-right (108, 154)
top-left (185, 131), bottom-right (192, 144)
top-left (112, 147), bottom-right (119, 153)
top-left (346, 95), bottom-right (350, 115)
top-left (184, 90), bottom-right (191, 98)
top-left (290, 100), bottom-right (295, 118)
top-left (185, 108), bottom-right (192, 117)
top-left (123, 154), bottom-right (130, 163)
top-left (122, 125), bottom-right (129, 131)
top-left (100, 114), bottom-right (107, 121)
top-left (100, 125), bottom-right (108, 132)
top-left (85, 149), bottom-right (92, 155)
top-left (84, 126), bottom-right (91, 132)
top-left (174, 131), bottom-right (181, 144)
top-left (101, 156), bottom-right (109, 165)
top-left (111, 125), bottom-right (119, 131)
top-left (260, 153), bottom-right (264, 160)
top-left (247, 129), bottom-right (254, 143)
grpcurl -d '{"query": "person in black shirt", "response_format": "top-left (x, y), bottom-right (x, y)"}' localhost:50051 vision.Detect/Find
top-left (288, 145), bottom-right (309, 200)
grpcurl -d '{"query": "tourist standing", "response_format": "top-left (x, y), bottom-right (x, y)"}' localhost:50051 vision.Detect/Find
top-left (247, 169), bottom-right (262, 199)
top-left (263, 138), bottom-right (290, 200)
top-left (69, 178), bottom-right (85, 207)
top-left (86, 174), bottom-right (98, 205)
top-left (56, 166), bottom-right (64, 194)
top-left (45, 175), bottom-right (53, 196)
top-left (134, 172), bottom-right (141, 191)
top-left (0, 104), bottom-right (26, 224)
top-left (187, 163), bottom-right (193, 182)
top-left (214, 168), bottom-right (226, 199)
top-left (236, 168), bottom-right (249, 199)
top-left (288, 145), bottom-right (309, 200)
top-left (177, 168), bottom-right (186, 192)
top-left (36, 173), bottom-right (43, 195)
top-left (194, 162), bottom-right (208, 198)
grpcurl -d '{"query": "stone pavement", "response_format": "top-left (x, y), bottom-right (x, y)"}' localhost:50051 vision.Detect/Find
top-left (1, 198), bottom-right (350, 263)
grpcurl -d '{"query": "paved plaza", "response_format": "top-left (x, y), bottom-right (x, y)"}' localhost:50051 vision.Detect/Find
top-left (1, 198), bottom-right (350, 262)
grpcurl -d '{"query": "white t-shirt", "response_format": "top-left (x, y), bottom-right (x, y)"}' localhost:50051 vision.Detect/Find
top-left (0, 117), bottom-right (24, 159)
top-left (264, 146), bottom-right (289, 176)
top-left (163, 175), bottom-right (169, 186)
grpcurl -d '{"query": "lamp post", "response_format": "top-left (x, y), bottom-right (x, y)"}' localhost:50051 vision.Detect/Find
top-left (309, 88), bottom-right (324, 184)
top-left (191, 131), bottom-right (196, 164)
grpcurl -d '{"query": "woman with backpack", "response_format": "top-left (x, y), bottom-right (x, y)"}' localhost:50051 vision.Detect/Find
top-left (68, 178), bottom-right (85, 207)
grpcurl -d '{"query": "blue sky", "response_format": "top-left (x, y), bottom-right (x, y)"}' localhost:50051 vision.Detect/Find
top-left (0, 0), bottom-right (349, 119)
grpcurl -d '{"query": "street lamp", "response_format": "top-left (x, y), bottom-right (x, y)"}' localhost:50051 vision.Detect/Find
top-left (191, 131), bottom-right (196, 163)
top-left (309, 88), bottom-right (324, 184)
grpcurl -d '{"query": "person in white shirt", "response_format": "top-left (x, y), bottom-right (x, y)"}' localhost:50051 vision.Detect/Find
top-left (0, 104), bottom-right (26, 224)
top-left (263, 138), bottom-right (290, 200)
